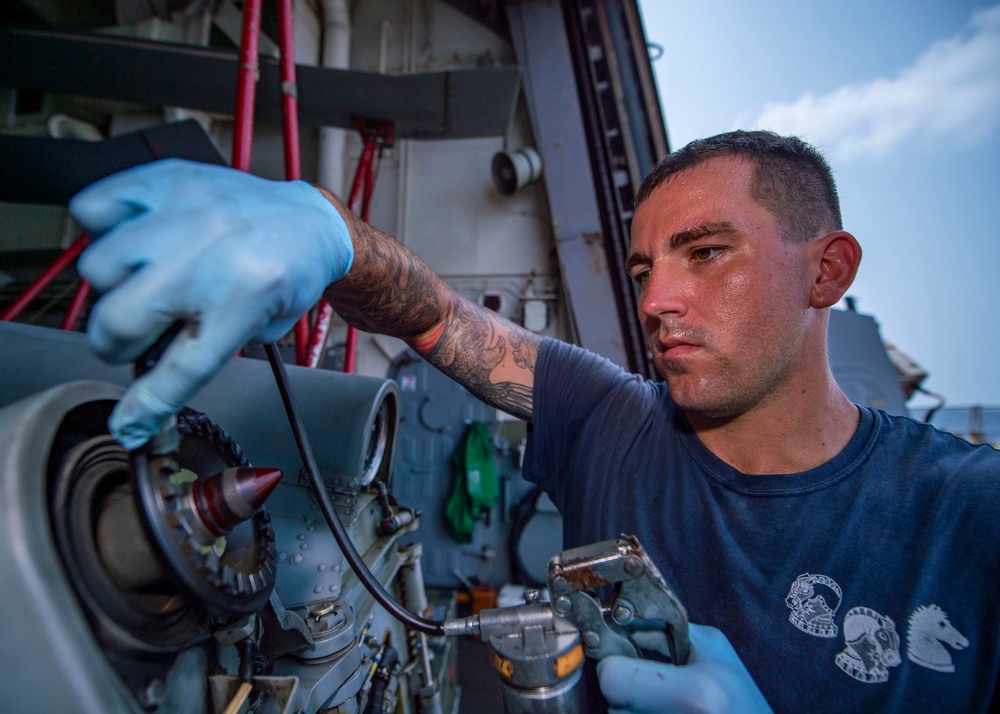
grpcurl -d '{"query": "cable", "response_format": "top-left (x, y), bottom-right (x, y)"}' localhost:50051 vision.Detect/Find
top-left (263, 343), bottom-right (445, 636)
top-left (915, 385), bottom-right (946, 423)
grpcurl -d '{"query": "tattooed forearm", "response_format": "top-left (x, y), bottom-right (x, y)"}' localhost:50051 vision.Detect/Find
top-left (318, 188), bottom-right (540, 421)
top-left (323, 208), bottom-right (447, 337)
top-left (422, 299), bottom-right (539, 421)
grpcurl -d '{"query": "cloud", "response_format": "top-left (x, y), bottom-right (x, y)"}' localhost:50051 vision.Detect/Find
top-left (749, 3), bottom-right (1000, 162)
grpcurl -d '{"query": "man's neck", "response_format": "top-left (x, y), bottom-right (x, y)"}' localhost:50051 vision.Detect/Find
top-left (685, 378), bottom-right (860, 476)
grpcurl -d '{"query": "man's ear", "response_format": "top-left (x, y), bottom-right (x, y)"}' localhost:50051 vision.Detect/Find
top-left (810, 231), bottom-right (862, 309)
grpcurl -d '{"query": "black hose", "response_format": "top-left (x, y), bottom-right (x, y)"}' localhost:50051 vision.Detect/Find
top-left (237, 637), bottom-right (254, 683)
top-left (263, 344), bottom-right (445, 636)
top-left (364, 646), bottom-right (400, 714)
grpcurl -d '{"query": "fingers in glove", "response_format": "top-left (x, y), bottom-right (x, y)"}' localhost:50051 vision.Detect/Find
top-left (598, 655), bottom-right (727, 713)
top-left (69, 159), bottom-right (193, 235)
top-left (107, 308), bottom-right (269, 449)
top-left (77, 206), bottom-right (209, 293)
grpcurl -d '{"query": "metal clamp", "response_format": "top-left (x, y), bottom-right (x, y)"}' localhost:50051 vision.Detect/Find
top-left (547, 535), bottom-right (690, 665)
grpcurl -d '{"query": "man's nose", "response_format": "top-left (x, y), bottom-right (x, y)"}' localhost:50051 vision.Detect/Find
top-left (638, 267), bottom-right (688, 319)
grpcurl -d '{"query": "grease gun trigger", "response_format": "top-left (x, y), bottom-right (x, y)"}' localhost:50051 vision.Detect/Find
top-left (547, 535), bottom-right (690, 665)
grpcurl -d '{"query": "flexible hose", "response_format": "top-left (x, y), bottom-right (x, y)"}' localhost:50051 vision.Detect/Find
top-left (263, 343), bottom-right (445, 635)
top-left (364, 646), bottom-right (400, 714)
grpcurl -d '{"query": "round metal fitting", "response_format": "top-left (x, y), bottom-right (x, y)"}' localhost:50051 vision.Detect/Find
top-left (51, 431), bottom-right (210, 654)
top-left (550, 575), bottom-right (569, 595)
top-left (612, 603), bottom-right (634, 625)
top-left (131, 409), bottom-right (278, 617)
top-left (553, 596), bottom-right (572, 614)
top-left (624, 555), bottom-right (644, 576)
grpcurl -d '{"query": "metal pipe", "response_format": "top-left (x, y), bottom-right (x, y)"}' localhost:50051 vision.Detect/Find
top-left (277, 0), bottom-right (301, 182)
top-left (348, 138), bottom-right (377, 208)
top-left (317, 0), bottom-right (351, 198)
top-left (295, 317), bottom-right (309, 365)
top-left (231, 0), bottom-right (262, 172)
top-left (304, 300), bottom-right (335, 369)
top-left (276, 0), bottom-right (310, 364)
top-left (60, 279), bottom-right (92, 330)
top-left (1, 232), bottom-right (91, 322)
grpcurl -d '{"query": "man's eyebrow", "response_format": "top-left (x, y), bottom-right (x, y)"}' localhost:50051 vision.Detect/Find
top-left (625, 251), bottom-right (649, 273)
top-left (668, 221), bottom-right (738, 249)
top-left (626, 221), bottom-right (738, 272)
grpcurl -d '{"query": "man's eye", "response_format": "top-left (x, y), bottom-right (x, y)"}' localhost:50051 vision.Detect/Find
top-left (631, 270), bottom-right (650, 286)
top-left (692, 246), bottom-right (721, 261)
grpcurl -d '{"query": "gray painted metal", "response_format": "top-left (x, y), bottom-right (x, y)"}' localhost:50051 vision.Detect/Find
top-left (506, 0), bottom-right (631, 368)
top-left (0, 380), bottom-right (142, 713)
top-left (828, 308), bottom-right (909, 415)
top-left (388, 350), bottom-right (537, 588)
top-left (0, 322), bottom-right (399, 488)
top-left (0, 27), bottom-right (520, 139)
top-left (561, 0), bottom-right (652, 376)
top-left (0, 321), bottom-right (450, 713)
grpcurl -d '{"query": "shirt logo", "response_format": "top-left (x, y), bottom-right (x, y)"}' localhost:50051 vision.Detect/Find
top-left (835, 606), bottom-right (902, 683)
top-left (906, 604), bottom-right (968, 673)
top-left (785, 573), bottom-right (842, 638)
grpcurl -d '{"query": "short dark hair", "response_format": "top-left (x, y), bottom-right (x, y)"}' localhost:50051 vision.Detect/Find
top-left (635, 130), bottom-right (843, 242)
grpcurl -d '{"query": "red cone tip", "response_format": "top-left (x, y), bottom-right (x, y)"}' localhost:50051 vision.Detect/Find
top-left (193, 467), bottom-right (284, 536)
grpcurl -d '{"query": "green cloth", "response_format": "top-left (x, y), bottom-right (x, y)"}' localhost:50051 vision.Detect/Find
top-left (445, 421), bottom-right (499, 543)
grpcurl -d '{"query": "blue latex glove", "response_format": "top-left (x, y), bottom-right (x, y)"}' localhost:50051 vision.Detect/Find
top-left (597, 624), bottom-right (773, 714)
top-left (70, 158), bottom-right (353, 450)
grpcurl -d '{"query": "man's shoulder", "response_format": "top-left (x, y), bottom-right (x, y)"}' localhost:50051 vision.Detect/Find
top-left (539, 338), bottom-right (652, 386)
top-left (866, 407), bottom-right (999, 485)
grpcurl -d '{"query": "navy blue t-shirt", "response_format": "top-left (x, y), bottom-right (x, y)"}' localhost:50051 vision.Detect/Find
top-left (525, 338), bottom-right (1000, 713)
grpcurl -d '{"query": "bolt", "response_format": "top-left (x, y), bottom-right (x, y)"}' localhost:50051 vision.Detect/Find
top-left (310, 601), bottom-right (336, 620)
top-left (553, 596), bottom-right (572, 614)
top-left (582, 631), bottom-right (601, 649)
top-left (550, 575), bottom-right (569, 594)
top-left (612, 604), bottom-right (634, 625)
top-left (523, 589), bottom-right (540, 604)
top-left (624, 556), bottom-right (644, 576)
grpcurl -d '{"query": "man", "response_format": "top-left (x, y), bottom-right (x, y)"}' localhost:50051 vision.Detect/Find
top-left (71, 131), bottom-right (999, 712)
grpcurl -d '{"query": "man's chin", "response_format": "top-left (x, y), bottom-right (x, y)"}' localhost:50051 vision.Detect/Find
top-left (662, 379), bottom-right (746, 422)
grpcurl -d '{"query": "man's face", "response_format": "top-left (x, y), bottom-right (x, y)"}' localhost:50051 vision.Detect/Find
top-left (627, 156), bottom-right (819, 419)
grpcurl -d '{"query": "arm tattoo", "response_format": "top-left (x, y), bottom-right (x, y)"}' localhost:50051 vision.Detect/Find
top-left (324, 217), bottom-right (444, 332)
top-left (422, 298), bottom-right (539, 421)
top-left (322, 203), bottom-right (540, 421)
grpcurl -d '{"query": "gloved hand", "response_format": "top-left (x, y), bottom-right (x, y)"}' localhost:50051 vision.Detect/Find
top-left (70, 158), bottom-right (354, 450)
top-left (597, 623), bottom-right (773, 714)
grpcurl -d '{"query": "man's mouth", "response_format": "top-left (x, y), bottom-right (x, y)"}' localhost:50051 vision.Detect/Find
top-left (661, 336), bottom-right (694, 351)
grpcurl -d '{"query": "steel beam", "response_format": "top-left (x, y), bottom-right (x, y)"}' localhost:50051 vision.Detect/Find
top-left (0, 27), bottom-right (519, 139)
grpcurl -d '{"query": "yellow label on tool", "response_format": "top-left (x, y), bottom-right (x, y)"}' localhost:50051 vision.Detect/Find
top-left (554, 644), bottom-right (585, 678)
top-left (489, 649), bottom-right (514, 680)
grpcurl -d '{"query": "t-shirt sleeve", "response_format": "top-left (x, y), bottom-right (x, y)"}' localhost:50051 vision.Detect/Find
top-left (524, 338), bottom-right (657, 503)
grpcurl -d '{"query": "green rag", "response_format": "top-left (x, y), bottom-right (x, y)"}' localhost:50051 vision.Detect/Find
top-left (445, 421), bottom-right (499, 543)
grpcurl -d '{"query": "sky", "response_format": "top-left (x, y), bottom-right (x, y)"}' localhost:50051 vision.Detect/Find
top-left (638, 0), bottom-right (1000, 408)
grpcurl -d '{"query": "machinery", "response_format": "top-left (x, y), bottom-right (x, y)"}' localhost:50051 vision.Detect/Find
top-left (0, 322), bottom-right (455, 714)
top-left (0, 321), bottom-right (689, 714)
